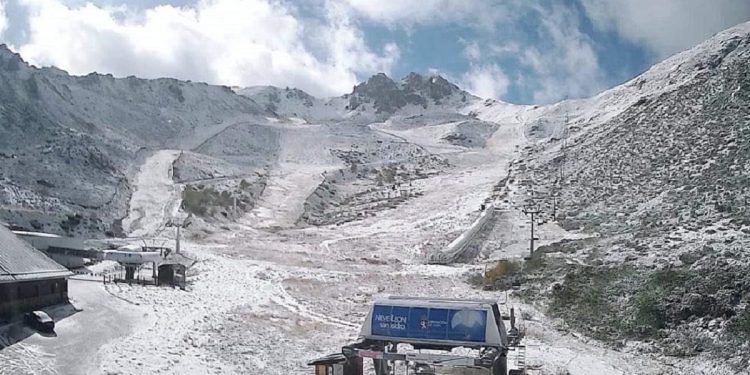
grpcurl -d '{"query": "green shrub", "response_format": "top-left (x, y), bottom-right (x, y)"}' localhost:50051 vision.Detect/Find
top-left (486, 259), bottom-right (521, 280)
top-left (182, 185), bottom-right (212, 215)
top-left (730, 312), bottom-right (750, 339)
top-left (524, 254), bottom-right (547, 272)
top-left (631, 289), bottom-right (667, 334)
top-left (476, 260), bottom-right (523, 290)
top-left (466, 272), bottom-right (485, 287)
top-left (181, 185), bottom-right (235, 216)
top-left (548, 267), bottom-right (636, 341)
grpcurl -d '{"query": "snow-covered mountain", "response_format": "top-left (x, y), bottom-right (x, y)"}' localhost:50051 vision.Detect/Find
top-left (237, 72), bottom-right (476, 124)
top-left (345, 72), bottom-right (472, 115)
top-left (0, 44), bottom-right (273, 235)
top-left (235, 85), bottom-right (344, 123)
top-left (2, 19), bottom-right (749, 252)
top-left (0, 47), bottom-right (487, 236)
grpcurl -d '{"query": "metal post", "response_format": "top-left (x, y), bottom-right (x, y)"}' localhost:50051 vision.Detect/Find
top-left (522, 204), bottom-right (541, 256)
top-left (530, 211), bottom-right (535, 255)
top-left (552, 192), bottom-right (558, 220)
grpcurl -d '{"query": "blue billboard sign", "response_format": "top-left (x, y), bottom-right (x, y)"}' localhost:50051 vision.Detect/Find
top-left (371, 304), bottom-right (487, 343)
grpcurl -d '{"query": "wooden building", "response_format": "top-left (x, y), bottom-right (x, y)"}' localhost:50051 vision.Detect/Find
top-left (0, 226), bottom-right (72, 319)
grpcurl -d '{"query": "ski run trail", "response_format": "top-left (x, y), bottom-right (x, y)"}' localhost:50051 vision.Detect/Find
top-left (121, 149), bottom-right (183, 239)
top-left (243, 163), bottom-right (330, 229)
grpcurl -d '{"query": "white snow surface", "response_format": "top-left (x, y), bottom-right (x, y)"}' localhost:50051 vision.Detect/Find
top-left (243, 163), bottom-right (330, 228)
top-left (121, 150), bottom-right (183, 239)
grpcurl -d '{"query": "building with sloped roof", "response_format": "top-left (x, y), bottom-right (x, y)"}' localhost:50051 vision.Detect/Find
top-left (0, 226), bottom-right (72, 319)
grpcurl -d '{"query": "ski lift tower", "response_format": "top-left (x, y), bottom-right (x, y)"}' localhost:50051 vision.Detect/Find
top-left (165, 213), bottom-right (193, 254)
top-left (522, 200), bottom-right (541, 258)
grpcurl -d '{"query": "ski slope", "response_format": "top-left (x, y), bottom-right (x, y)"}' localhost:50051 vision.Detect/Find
top-left (121, 150), bottom-right (183, 239)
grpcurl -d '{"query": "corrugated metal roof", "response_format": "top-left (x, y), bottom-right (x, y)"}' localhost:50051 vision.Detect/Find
top-left (0, 226), bottom-right (72, 283)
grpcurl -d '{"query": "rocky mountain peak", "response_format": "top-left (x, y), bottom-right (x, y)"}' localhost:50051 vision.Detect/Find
top-left (347, 72), bottom-right (468, 115)
top-left (0, 44), bottom-right (30, 72)
top-left (401, 72), bottom-right (461, 101)
top-left (351, 73), bottom-right (398, 96)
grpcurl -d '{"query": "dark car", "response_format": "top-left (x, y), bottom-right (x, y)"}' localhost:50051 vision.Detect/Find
top-left (24, 311), bottom-right (55, 332)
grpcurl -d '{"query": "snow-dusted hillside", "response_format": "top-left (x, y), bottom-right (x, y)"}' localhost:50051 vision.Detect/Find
top-left (236, 85), bottom-right (349, 123)
top-left (497, 21), bottom-right (750, 370)
top-left (0, 44), bottom-right (276, 236)
top-left (0, 47), bottom-right (494, 237)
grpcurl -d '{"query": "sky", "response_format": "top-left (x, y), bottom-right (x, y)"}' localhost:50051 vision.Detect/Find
top-left (0, 0), bottom-right (749, 104)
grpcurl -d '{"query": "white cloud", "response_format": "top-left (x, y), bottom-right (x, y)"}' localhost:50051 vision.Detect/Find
top-left (342, 0), bottom-right (607, 103)
top-left (342, 0), bottom-right (507, 30)
top-left (12, 0), bottom-right (399, 97)
top-left (462, 41), bottom-right (481, 61)
top-left (461, 64), bottom-right (509, 99)
top-left (318, 1), bottom-right (400, 82)
top-left (516, 3), bottom-right (606, 104)
top-left (582, 0), bottom-right (750, 58)
top-left (0, 0), bottom-right (8, 38)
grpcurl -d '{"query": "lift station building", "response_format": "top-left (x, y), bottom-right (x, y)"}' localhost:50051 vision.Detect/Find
top-left (0, 226), bottom-right (72, 319)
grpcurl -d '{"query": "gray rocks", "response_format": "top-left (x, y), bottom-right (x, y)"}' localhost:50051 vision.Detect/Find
top-left (347, 72), bottom-right (467, 115)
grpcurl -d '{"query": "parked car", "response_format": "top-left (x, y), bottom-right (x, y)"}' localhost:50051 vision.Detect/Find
top-left (24, 311), bottom-right (55, 332)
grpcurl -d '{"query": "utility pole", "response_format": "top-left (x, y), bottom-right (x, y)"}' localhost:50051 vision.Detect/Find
top-left (522, 202), bottom-right (541, 257)
top-left (562, 111), bottom-right (569, 150)
top-left (559, 109), bottom-right (569, 183)
top-left (551, 191), bottom-right (558, 220)
top-left (558, 155), bottom-right (565, 183)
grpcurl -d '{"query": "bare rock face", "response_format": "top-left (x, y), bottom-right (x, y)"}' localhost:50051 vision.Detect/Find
top-left (401, 72), bottom-right (462, 103)
top-left (347, 72), bottom-right (468, 115)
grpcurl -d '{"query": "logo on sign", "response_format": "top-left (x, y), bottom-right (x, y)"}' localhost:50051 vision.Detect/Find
top-left (374, 313), bottom-right (407, 330)
top-left (420, 317), bottom-right (428, 329)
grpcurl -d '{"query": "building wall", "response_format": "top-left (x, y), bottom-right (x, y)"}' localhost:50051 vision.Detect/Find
top-left (45, 252), bottom-right (86, 268)
top-left (0, 278), bottom-right (68, 319)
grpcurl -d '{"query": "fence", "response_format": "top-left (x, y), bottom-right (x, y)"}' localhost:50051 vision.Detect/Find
top-left (427, 203), bottom-right (496, 264)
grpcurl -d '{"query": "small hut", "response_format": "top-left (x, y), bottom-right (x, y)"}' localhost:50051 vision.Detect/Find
top-left (157, 263), bottom-right (186, 287)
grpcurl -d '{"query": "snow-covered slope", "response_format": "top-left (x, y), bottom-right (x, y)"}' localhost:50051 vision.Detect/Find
top-left (515, 20), bottom-right (750, 244)
top-left (0, 48), bottom-right (492, 237)
top-left (236, 85), bottom-right (348, 123)
top-left (0, 44), bottom-right (271, 236)
top-left (502, 20), bottom-right (750, 369)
